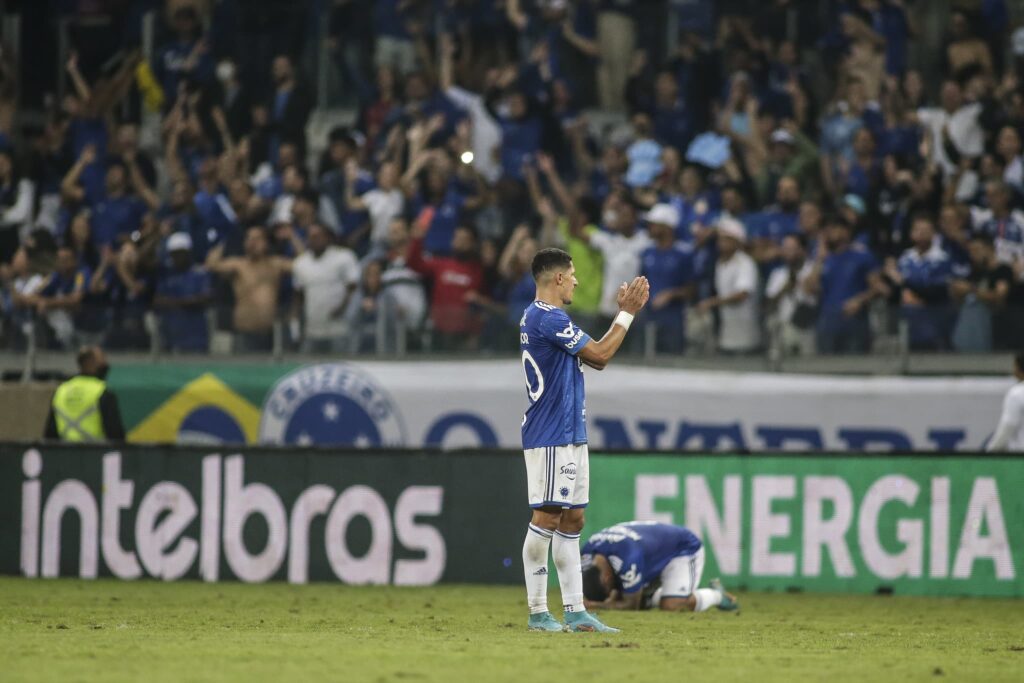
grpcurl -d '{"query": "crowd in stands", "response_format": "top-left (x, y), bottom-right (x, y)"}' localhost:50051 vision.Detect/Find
top-left (1, 0), bottom-right (1023, 356)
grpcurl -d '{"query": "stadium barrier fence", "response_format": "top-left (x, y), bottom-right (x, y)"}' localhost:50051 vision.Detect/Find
top-left (2, 444), bottom-right (1021, 597)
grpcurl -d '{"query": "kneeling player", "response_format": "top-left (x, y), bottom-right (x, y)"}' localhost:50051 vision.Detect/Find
top-left (581, 521), bottom-right (739, 612)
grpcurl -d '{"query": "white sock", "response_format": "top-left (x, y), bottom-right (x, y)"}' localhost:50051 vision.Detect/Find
top-left (552, 529), bottom-right (585, 614)
top-left (694, 587), bottom-right (723, 612)
top-left (523, 524), bottom-right (553, 615)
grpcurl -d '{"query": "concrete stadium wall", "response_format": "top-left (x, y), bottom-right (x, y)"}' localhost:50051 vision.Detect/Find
top-left (0, 383), bottom-right (56, 441)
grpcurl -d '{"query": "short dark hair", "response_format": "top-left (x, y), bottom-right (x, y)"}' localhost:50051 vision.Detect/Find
top-left (969, 233), bottom-right (995, 248)
top-left (307, 222), bottom-right (333, 238)
top-left (454, 224), bottom-right (478, 240)
top-left (531, 247), bottom-right (572, 280)
top-left (283, 164), bottom-right (309, 185)
top-left (785, 232), bottom-right (808, 250)
top-left (296, 189), bottom-right (319, 205)
top-left (910, 212), bottom-right (934, 227)
top-left (582, 566), bottom-right (608, 602)
top-left (824, 213), bottom-right (851, 231)
top-left (76, 346), bottom-right (99, 371)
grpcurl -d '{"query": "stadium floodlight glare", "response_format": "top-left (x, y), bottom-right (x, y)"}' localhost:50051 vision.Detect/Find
top-left (460, 151), bottom-right (474, 165)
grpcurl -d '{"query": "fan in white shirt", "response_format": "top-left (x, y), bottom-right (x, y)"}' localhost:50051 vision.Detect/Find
top-left (574, 190), bottom-right (653, 319)
top-left (987, 353), bottom-right (1024, 452)
top-left (698, 217), bottom-right (761, 353)
top-left (996, 125), bottom-right (1024, 196)
top-left (344, 161), bottom-right (405, 248)
top-left (916, 81), bottom-right (983, 200)
top-left (765, 233), bottom-right (816, 355)
top-left (291, 224), bottom-right (361, 352)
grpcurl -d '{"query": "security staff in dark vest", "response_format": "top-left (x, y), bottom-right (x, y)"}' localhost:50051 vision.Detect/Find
top-left (43, 346), bottom-right (125, 442)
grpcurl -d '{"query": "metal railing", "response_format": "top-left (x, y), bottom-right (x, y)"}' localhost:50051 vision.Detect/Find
top-left (6, 299), bottom-right (1010, 375)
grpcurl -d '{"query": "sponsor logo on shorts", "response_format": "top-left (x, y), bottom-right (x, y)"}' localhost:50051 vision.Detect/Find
top-left (560, 462), bottom-right (577, 481)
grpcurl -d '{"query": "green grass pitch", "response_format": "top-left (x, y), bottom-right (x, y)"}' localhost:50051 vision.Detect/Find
top-left (0, 577), bottom-right (1021, 682)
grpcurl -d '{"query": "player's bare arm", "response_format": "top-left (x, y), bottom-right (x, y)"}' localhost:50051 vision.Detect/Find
top-left (584, 589), bottom-right (642, 611)
top-left (577, 276), bottom-right (650, 370)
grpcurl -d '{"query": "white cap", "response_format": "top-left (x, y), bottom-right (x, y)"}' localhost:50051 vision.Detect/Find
top-left (716, 216), bottom-right (747, 243)
top-left (167, 232), bottom-right (193, 252)
top-left (1013, 27), bottom-right (1024, 56)
top-left (770, 128), bottom-right (795, 145)
top-left (644, 203), bottom-right (680, 228)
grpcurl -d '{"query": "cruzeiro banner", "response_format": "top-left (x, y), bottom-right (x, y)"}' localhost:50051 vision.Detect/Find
top-left (1, 445), bottom-right (1021, 596)
top-left (587, 454), bottom-right (1023, 597)
top-left (107, 361), bottom-right (1012, 451)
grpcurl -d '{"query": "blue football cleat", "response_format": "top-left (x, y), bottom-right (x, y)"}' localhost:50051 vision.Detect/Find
top-left (527, 612), bottom-right (568, 632)
top-left (710, 578), bottom-right (739, 611)
top-left (564, 611), bottom-right (621, 633)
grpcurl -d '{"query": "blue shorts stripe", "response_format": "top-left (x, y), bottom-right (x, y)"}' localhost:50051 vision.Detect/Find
top-left (543, 447), bottom-right (548, 502)
top-left (551, 446), bottom-right (556, 502)
top-left (528, 524), bottom-right (553, 539)
top-left (547, 447), bottom-right (554, 502)
top-left (542, 447), bottom-right (548, 503)
top-left (530, 501), bottom-right (576, 509)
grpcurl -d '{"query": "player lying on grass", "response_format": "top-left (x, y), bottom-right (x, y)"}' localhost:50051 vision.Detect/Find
top-left (581, 521), bottom-right (739, 613)
top-left (519, 248), bottom-right (649, 633)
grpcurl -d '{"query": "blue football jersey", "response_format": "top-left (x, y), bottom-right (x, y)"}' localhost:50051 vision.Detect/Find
top-left (582, 522), bottom-right (703, 594)
top-left (520, 301), bottom-right (592, 449)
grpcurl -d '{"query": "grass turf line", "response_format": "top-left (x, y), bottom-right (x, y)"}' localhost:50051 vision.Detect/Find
top-left (0, 577), bottom-right (1021, 683)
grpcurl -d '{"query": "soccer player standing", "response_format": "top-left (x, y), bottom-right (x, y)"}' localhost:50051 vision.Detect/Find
top-left (986, 352), bottom-right (1024, 451)
top-left (519, 247), bottom-right (649, 632)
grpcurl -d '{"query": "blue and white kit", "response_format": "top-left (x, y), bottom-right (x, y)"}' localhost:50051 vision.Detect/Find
top-left (582, 522), bottom-right (705, 599)
top-left (519, 300), bottom-right (592, 509)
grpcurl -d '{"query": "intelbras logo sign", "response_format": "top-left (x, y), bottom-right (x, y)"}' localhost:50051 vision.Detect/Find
top-left (17, 449), bottom-right (445, 584)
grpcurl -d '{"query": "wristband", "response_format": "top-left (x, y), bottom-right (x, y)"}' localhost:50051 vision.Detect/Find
top-left (613, 311), bottom-right (634, 331)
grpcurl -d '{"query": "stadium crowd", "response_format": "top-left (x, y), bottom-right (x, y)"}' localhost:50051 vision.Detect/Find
top-left (1, 0), bottom-right (1023, 356)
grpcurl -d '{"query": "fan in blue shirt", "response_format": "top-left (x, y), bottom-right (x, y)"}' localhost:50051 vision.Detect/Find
top-left (640, 203), bottom-right (695, 353)
top-left (90, 164), bottom-right (147, 249)
top-left (154, 7), bottom-right (213, 98)
top-left (809, 215), bottom-right (882, 354)
top-left (153, 233), bottom-right (212, 353)
top-left (412, 170), bottom-right (471, 256)
top-left (37, 247), bottom-right (91, 347)
top-left (749, 177), bottom-right (801, 273)
top-left (581, 521), bottom-right (738, 613)
top-left (889, 215), bottom-right (954, 350)
top-left (669, 165), bottom-right (719, 243)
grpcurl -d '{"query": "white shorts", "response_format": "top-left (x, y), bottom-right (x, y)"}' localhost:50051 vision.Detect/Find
top-left (523, 443), bottom-right (589, 509)
top-left (656, 547), bottom-right (705, 599)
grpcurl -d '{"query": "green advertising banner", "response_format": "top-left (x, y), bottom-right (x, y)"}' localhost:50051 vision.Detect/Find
top-left (2, 445), bottom-right (1022, 597)
top-left (588, 454), bottom-right (1024, 597)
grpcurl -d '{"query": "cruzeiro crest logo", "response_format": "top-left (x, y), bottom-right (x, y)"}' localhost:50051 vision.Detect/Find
top-left (258, 363), bottom-right (407, 447)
